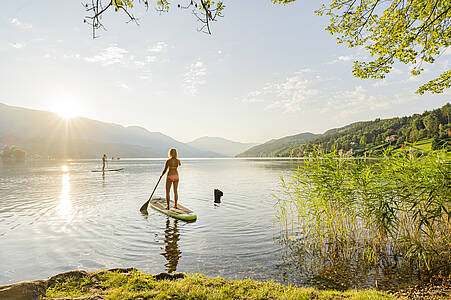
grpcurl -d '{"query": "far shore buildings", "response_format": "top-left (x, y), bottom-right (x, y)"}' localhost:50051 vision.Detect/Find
top-left (338, 148), bottom-right (354, 156)
top-left (385, 134), bottom-right (398, 142)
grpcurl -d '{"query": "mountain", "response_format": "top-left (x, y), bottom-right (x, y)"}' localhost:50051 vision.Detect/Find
top-left (0, 103), bottom-right (222, 158)
top-left (238, 103), bottom-right (450, 157)
top-left (237, 132), bottom-right (320, 157)
top-left (187, 136), bottom-right (258, 157)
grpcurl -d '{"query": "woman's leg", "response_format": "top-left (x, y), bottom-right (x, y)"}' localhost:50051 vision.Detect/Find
top-left (165, 178), bottom-right (172, 209)
top-left (173, 180), bottom-right (179, 208)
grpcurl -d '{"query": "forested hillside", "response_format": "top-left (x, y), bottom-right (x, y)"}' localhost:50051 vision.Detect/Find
top-left (238, 103), bottom-right (450, 157)
top-left (237, 133), bottom-right (319, 157)
top-left (312, 103), bottom-right (450, 153)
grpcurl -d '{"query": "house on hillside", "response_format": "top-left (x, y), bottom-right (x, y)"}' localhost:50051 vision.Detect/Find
top-left (346, 149), bottom-right (354, 155)
top-left (338, 149), bottom-right (345, 156)
top-left (385, 135), bottom-right (397, 142)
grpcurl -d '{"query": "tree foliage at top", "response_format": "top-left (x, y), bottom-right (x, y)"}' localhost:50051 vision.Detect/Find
top-left (84, 0), bottom-right (450, 95)
top-left (315, 0), bottom-right (450, 95)
top-left (84, 0), bottom-right (224, 37)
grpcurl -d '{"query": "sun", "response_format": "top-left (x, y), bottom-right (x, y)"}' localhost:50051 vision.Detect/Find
top-left (52, 98), bottom-right (81, 120)
top-left (56, 108), bottom-right (78, 119)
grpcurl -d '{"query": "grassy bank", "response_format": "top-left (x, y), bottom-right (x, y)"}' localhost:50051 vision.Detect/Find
top-left (43, 269), bottom-right (393, 299)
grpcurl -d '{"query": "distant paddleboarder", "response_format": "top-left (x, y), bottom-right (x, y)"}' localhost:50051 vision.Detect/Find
top-left (160, 148), bottom-right (181, 210)
top-left (102, 154), bottom-right (107, 172)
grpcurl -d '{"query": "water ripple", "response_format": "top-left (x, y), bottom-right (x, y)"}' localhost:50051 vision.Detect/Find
top-left (0, 159), bottom-right (292, 285)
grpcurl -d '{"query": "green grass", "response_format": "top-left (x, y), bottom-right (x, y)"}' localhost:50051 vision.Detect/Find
top-left (44, 270), bottom-right (395, 300)
top-left (388, 138), bottom-right (433, 156)
top-left (410, 138), bottom-right (433, 152)
top-left (359, 138), bottom-right (437, 156)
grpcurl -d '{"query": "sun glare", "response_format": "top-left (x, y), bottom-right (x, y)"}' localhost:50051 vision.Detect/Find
top-left (56, 109), bottom-right (78, 120)
top-left (52, 98), bottom-right (81, 120)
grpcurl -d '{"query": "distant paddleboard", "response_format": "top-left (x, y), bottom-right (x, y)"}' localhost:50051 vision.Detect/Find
top-left (148, 197), bottom-right (197, 222)
top-left (91, 168), bottom-right (124, 172)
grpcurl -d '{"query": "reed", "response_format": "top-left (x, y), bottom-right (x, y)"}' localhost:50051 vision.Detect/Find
top-left (276, 149), bottom-right (450, 280)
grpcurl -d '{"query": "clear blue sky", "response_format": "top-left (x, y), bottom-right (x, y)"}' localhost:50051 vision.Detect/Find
top-left (0, 0), bottom-right (449, 143)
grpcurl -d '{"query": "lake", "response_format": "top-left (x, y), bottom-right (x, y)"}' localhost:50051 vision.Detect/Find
top-left (0, 158), bottom-right (306, 286)
top-left (2, 157), bottom-right (412, 290)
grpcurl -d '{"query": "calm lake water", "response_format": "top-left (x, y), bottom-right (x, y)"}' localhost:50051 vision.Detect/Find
top-left (1, 158), bottom-right (305, 286)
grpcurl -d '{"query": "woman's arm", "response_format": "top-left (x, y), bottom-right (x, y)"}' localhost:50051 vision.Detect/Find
top-left (161, 160), bottom-right (168, 177)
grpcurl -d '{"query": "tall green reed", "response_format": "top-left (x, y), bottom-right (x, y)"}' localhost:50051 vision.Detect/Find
top-left (276, 149), bottom-right (450, 277)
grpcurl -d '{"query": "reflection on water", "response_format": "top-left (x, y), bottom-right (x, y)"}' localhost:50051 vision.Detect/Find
top-left (0, 158), bottom-right (411, 289)
top-left (0, 158), bottom-right (313, 286)
top-left (57, 166), bottom-right (72, 220)
top-left (278, 235), bottom-right (419, 291)
top-left (161, 218), bottom-right (181, 273)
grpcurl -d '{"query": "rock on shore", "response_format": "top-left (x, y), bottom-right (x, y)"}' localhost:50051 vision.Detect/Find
top-left (0, 268), bottom-right (184, 300)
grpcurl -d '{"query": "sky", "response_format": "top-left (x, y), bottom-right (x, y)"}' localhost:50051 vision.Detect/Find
top-left (0, 0), bottom-right (449, 143)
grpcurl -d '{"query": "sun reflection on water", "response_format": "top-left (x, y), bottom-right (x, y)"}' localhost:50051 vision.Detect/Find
top-left (57, 166), bottom-right (72, 219)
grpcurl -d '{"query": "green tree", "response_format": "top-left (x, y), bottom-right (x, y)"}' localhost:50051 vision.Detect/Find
top-left (410, 128), bottom-right (419, 142)
top-left (438, 124), bottom-right (447, 138)
top-left (359, 134), bottom-right (367, 145)
top-left (413, 117), bottom-right (425, 130)
top-left (315, 0), bottom-right (450, 95)
top-left (423, 113), bottom-right (440, 136)
top-left (419, 128), bottom-right (428, 139)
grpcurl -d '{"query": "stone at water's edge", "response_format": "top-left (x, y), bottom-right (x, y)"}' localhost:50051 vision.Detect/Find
top-left (0, 270), bottom-right (89, 300)
top-left (0, 268), bottom-right (185, 300)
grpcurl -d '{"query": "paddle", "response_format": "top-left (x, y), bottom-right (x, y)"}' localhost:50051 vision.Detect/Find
top-left (140, 175), bottom-right (163, 214)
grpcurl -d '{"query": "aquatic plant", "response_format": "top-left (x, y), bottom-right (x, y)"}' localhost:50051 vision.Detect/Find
top-left (276, 149), bottom-right (450, 282)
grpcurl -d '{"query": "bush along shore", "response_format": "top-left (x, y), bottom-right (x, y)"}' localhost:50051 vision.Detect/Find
top-left (0, 268), bottom-right (396, 300)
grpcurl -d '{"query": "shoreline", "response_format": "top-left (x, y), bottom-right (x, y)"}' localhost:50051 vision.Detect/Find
top-left (0, 268), bottom-right (393, 300)
top-left (1, 268), bottom-right (449, 299)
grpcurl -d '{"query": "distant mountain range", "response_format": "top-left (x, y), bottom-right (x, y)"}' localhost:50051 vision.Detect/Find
top-left (0, 103), bottom-right (222, 158)
top-left (2, 102), bottom-right (448, 159)
top-left (187, 137), bottom-right (257, 157)
top-left (237, 132), bottom-right (320, 157)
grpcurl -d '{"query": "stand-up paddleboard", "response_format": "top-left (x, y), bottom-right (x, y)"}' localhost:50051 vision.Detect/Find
top-left (91, 168), bottom-right (124, 172)
top-left (148, 197), bottom-right (197, 222)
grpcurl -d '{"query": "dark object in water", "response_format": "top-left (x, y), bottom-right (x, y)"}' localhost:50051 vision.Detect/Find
top-left (154, 272), bottom-right (185, 280)
top-left (214, 189), bottom-right (223, 203)
top-left (91, 168), bottom-right (124, 172)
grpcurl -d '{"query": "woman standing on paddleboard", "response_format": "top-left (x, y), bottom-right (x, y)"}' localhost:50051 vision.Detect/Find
top-left (160, 148), bottom-right (181, 210)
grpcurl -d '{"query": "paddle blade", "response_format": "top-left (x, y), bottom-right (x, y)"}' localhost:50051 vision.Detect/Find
top-left (140, 176), bottom-right (162, 214)
top-left (140, 200), bottom-right (150, 214)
